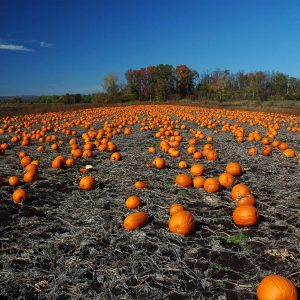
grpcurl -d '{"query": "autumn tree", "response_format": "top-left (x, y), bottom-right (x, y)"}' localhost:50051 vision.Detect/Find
top-left (175, 65), bottom-right (199, 98)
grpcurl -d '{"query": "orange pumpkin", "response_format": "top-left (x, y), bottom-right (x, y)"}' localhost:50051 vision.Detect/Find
top-left (232, 205), bottom-right (258, 226)
top-left (169, 210), bottom-right (196, 235)
top-left (248, 147), bottom-right (257, 156)
top-left (178, 161), bottom-right (188, 169)
top-left (125, 195), bottom-right (142, 209)
top-left (193, 176), bottom-right (205, 189)
top-left (175, 174), bottom-right (193, 188)
top-left (66, 158), bottom-right (75, 167)
top-left (12, 189), bottom-right (28, 204)
top-left (225, 162), bottom-right (241, 176)
top-left (237, 194), bottom-right (255, 206)
top-left (152, 157), bottom-right (166, 169)
top-left (190, 164), bottom-right (205, 176)
top-left (51, 158), bottom-right (64, 169)
top-left (20, 156), bottom-right (32, 167)
top-left (8, 176), bottom-right (21, 187)
top-left (193, 151), bottom-right (203, 160)
top-left (134, 181), bottom-right (147, 189)
top-left (110, 152), bottom-right (122, 161)
top-left (278, 142), bottom-right (289, 151)
top-left (124, 211), bottom-right (149, 230)
top-left (169, 203), bottom-right (185, 216)
top-left (24, 163), bottom-right (38, 174)
top-left (257, 274), bottom-right (298, 300)
top-left (72, 148), bottom-right (83, 158)
top-left (218, 172), bottom-right (234, 188)
top-left (204, 178), bottom-right (220, 193)
top-left (187, 146), bottom-right (197, 155)
top-left (79, 176), bottom-right (96, 190)
top-left (206, 150), bottom-right (218, 161)
top-left (18, 150), bottom-right (27, 159)
top-left (283, 149), bottom-right (295, 157)
top-left (23, 171), bottom-right (38, 183)
top-left (262, 146), bottom-right (272, 156)
top-left (148, 146), bottom-right (156, 153)
top-left (231, 183), bottom-right (251, 201)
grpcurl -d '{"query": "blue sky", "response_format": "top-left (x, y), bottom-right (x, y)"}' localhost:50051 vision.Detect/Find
top-left (0, 0), bottom-right (300, 96)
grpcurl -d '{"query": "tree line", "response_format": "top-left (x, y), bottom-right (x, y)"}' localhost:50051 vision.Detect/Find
top-left (35, 65), bottom-right (300, 104)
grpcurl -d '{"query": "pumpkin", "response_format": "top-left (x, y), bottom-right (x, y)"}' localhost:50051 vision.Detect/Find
top-left (110, 152), bottom-right (122, 161)
top-left (0, 143), bottom-right (9, 150)
top-left (169, 203), bottom-right (185, 216)
top-left (248, 147), bottom-right (257, 156)
top-left (66, 158), bottom-right (75, 167)
top-left (175, 174), bottom-right (193, 188)
top-left (51, 158), bottom-right (64, 169)
top-left (12, 189), bottom-right (28, 204)
top-left (193, 176), bottom-right (205, 189)
top-left (152, 157), bottom-right (166, 169)
top-left (262, 137), bottom-right (270, 145)
top-left (23, 171), bottom-right (38, 183)
top-left (187, 146), bottom-right (197, 155)
top-left (82, 149), bottom-right (93, 158)
top-left (169, 149), bottom-right (180, 157)
top-left (272, 140), bottom-right (281, 147)
top-left (148, 146), bottom-right (156, 153)
top-left (257, 274), bottom-right (298, 300)
top-left (262, 146), bottom-right (272, 156)
top-left (126, 195), bottom-right (142, 209)
top-left (237, 194), bottom-right (255, 206)
top-left (188, 138), bottom-right (197, 145)
top-left (207, 136), bottom-right (213, 143)
top-left (8, 176), bottom-right (21, 187)
top-left (169, 210), bottom-right (196, 235)
top-left (134, 181), bottom-right (147, 189)
top-left (204, 177), bottom-right (220, 193)
top-left (79, 176), bottom-right (96, 190)
top-left (20, 156), bottom-right (32, 167)
top-left (218, 172), bottom-right (234, 188)
top-left (107, 142), bottom-right (117, 152)
top-left (225, 162), bottom-right (241, 176)
top-left (190, 164), bottom-right (205, 176)
top-left (278, 142), bottom-right (289, 151)
top-left (24, 163), bottom-right (38, 174)
top-left (72, 148), bottom-right (83, 158)
top-left (232, 205), bottom-right (258, 226)
top-left (178, 161), bottom-right (188, 169)
top-left (37, 145), bottom-right (45, 152)
top-left (193, 151), bottom-right (203, 160)
top-left (124, 211), bottom-right (149, 230)
top-left (50, 143), bottom-right (58, 150)
top-left (18, 150), bottom-right (27, 159)
top-left (231, 183), bottom-right (251, 201)
top-left (283, 149), bottom-right (295, 157)
top-left (206, 150), bottom-right (218, 161)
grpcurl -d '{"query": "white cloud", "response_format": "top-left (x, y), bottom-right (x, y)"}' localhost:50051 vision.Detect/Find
top-left (40, 41), bottom-right (53, 48)
top-left (0, 44), bottom-right (33, 51)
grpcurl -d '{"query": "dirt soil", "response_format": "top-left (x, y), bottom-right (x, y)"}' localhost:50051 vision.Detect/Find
top-left (0, 105), bottom-right (299, 300)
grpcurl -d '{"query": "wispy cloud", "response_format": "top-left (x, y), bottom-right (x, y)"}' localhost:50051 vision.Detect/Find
top-left (0, 44), bottom-right (33, 51)
top-left (40, 41), bottom-right (53, 48)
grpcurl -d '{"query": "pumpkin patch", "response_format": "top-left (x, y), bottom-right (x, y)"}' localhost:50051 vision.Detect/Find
top-left (0, 104), bottom-right (298, 299)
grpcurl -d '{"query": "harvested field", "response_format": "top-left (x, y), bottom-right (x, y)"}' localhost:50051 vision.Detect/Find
top-left (0, 104), bottom-right (299, 299)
